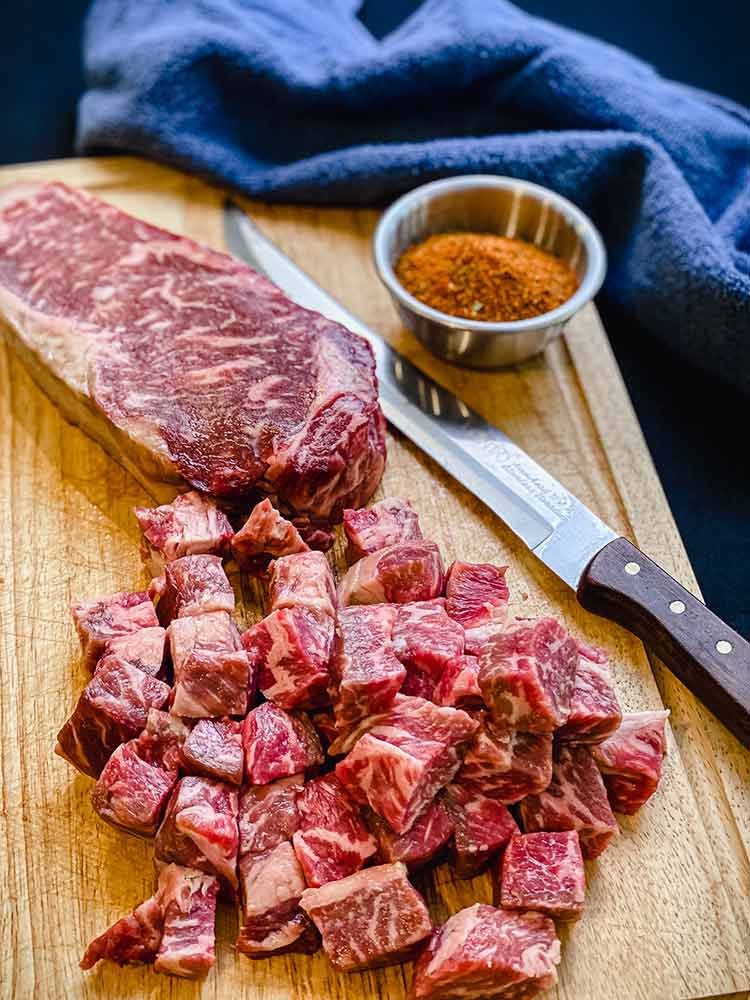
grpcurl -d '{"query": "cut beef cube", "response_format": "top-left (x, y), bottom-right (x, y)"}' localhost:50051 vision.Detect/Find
top-left (55, 659), bottom-right (170, 778)
top-left (444, 560), bottom-right (509, 654)
top-left (154, 776), bottom-right (239, 892)
top-left (498, 831), bottom-right (586, 920)
top-left (168, 611), bottom-right (249, 718)
top-left (292, 774), bottom-right (377, 887)
top-left (238, 777), bottom-right (302, 856)
top-left (80, 894), bottom-right (163, 970)
top-left (237, 841), bottom-right (319, 958)
top-left (242, 607), bottom-right (332, 711)
top-left (519, 745), bottom-right (618, 859)
top-left (343, 497), bottom-right (423, 562)
top-left (458, 715), bottom-right (553, 804)
top-left (557, 642), bottom-right (622, 745)
top-left (100, 625), bottom-right (167, 679)
top-left (401, 665), bottom-right (439, 700)
top-left (337, 541), bottom-right (444, 606)
top-left (591, 709), bottom-right (670, 814)
top-left (310, 709), bottom-right (338, 749)
top-left (242, 702), bottom-right (323, 784)
top-left (134, 490), bottom-right (234, 577)
top-left (442, 783), bottom-right (518, 878)
top-left (92, 741), bottom-right (177, 837)
top-left (409, 903), bottom-right (560, 1000)
top-left (156, 554), bottom-right (234, 625)
top-left (392, 599), bottom-right (465, 676)
top-left (0, 182), bottom-right (385, 518)
top-left (269, 550), bottom-right (337, 620)
top-left (478, 618), bottom-right (578, 731)
top-left (154, 864), bottom-right (219, 979)
top-left (368, 798), bottom-right (454, 870)
top-left (180, 718), bottom-right (243, 785)
top-left (231, 498), bottom-right (309, 573)
top-left (330, 604), bottom-right (404, 731)
top-left (135, 709), bottom-right (190, 772)
top-left (71, 591), bottom-right (159, 671)
top-left (300, 862), bottom-right (432, 972)
top-left (432, 655), bottom-right (482, 708)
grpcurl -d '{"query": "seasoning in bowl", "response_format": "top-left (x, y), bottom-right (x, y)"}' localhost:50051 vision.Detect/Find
top-left (394, 232), bottom-right (579, 323)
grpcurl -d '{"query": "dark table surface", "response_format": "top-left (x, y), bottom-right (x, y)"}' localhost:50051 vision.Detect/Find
top-left (4, 0), bottom-right (748, 638)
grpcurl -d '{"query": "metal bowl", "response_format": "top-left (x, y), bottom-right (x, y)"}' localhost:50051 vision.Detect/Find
top-left (373, 175), bottom-right (607, 369)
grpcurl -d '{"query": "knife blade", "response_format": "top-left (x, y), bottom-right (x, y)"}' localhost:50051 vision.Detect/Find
top-left (224, 201), bottom-right (750, 746)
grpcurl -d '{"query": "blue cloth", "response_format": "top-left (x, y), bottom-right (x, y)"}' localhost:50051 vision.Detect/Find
top-left (77, 0), bottom-right (750, 390)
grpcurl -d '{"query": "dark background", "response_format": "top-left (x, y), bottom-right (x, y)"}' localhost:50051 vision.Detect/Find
top-left (3, 0), bottom-right (749, 636)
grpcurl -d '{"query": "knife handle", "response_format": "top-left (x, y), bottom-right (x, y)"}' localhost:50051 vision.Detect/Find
top-left (577, 537), bottom-right (750, 747)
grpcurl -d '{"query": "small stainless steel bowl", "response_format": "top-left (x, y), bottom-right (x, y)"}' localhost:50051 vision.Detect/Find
top-left (373, 175), bottom-right (607, 369)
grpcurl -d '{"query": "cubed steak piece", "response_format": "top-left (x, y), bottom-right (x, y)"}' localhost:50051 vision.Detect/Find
top-left (519, 745), bottom-right (618, 859)
top-left (80, 894), bottom-right (163, 970)
top-left (154, 864), bottom-right (219, 979)
top-left (300, 862), bottom-right (432, 972)
top-left (242, 607), bottom-right (333, 711)
top-left (238, 777), bottom-right (302, 856)
top-left (72, 591), bottom-right (158, 671)
top-left (0, 182), bottom-right (385, 518)
top-left (134, 491), bottom-right (234, 576)
top-left (442, 783), bottom-right (518, 878)
top-left (231, 498), bottom-right (309, 573)
top-left (338, 541), bottom-right (444, 607)
top-left (154, 776), bottom-right (239, 893)
top-left (432, 655), bottom-right (483, 708)
top-left (401, 665), bottom-right (440, 700)
top-left (591, 710), bottom-right (670, 815)
top-left (100, 625), bottom-right (167, 679)
top-left (156, 554), bottom-right (234, 625)
top-left (292, 774), bottom-right (377, 887)
top-left (242, 703), bottom-right (323, 784)
top-left (478, 618), bottom-right (578, 731)
top-left (92, 740), bottom-right (178, 837)
top-left (392, 599), bottom-right (464, 677)
top-left (181, 718), bottom-right (244, 785)
top-left (498, 831), bottom-right (586, 920)
top-left (55, 659), bottom-right (170, 778)
top-left (557, 642), bottom-right (622, 745)
top-left (343, 497), bottom-right (423, 562)
top-left (458, 715), bottom-right (553, 804)
top-left (368, 798), bottom-right (454, 870)
top-left (409, 903), bottom-right (560, 1000)
top-left (168, 611), bottom-right (249, 718)
top-left (269, 550), bottom-right (337, 619)
top-left (330, 605), bottom-right (404, 731)
top-left (135, 709), bottom-right (190, 772)
top-left (444, 560), bottom-right (509, 654)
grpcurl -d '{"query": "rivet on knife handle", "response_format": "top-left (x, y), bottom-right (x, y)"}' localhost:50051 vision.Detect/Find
top-left (577, 537), bottom-right (750, 747)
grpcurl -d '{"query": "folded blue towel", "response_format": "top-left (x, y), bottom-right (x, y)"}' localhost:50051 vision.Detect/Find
top-left (77, 0), bottom-right (750, 390)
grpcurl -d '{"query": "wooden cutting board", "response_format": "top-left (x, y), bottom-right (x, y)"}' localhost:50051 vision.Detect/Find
top-left (1, 157), bottom-right (748, 1000)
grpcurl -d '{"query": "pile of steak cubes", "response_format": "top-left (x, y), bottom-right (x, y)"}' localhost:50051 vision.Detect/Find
top-left (56, 492), bottom-right (669, 995)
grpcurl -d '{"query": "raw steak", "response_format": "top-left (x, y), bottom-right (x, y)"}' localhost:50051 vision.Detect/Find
top-left (134, 709), bottom-right (190, 772)
top-left (591, 710), bottom-right (670, 814)
top-left (432, 655), bottom-right (483, 708)
top-left (401, 665), bottom-right (440, 700)
top-left (168, 611), bottom-right (249, 718)
top-left (242, 703), bottom-right (323, 784)
top-left (409, 903), bottom-right (560, 1000)
top-left (0, 182), bottom-right (385, 516)
top-left (71, 590), bottom-right (158, 671)
top-left (155, 554), bottom-right (234, 625)
top-left (80, 894), bottom-right (163, 970)
top-left (242, 607), bottom-right (333, 711)
top-left (444, 560), bottom-right (509, 654)
top-left (557, 642), bottom-right (622, 745)
top-left (238, 777), bottom-right (302, 856)
top-left (299, 862), bottom-right (432, 972)
top-left (478, 618), bottom-right (578, 731)
top-left (180, 718), bottom-right (244, 785)
top-left (458, 715), bottom-right (553, 804)
top-left (92, 740), bottom-right (177, 837)
top-left (231, 498), bottom-right (309, 573)
top-left (519, 745), bottom-right (618, 859)
top-left (154, 776), bottom-right (240, 893)
top-left (55, 658), bottom-right (170, 778)
top-left (343, 497), bottom-right (422, 562)
top-left (134, 490), bottom-right (234, 576)
top-left (498, 831), bottom-right (586, 920)
top-left (269, 550), bottom-right (337, 620)
top-left (154, 864), bottom-right (219, 979)
top-left (392, 599), bottom-right (465, 677)
top-left (337, 541), bottom-right (444, 606)
top-left (442, 783), bottom-right (518, 878)
top-left (292, 774), bottom-right (377, 887)
top-left (100, 626), bottom-right (167, 679)
top-left (368, 799), bottom-right (454, 869)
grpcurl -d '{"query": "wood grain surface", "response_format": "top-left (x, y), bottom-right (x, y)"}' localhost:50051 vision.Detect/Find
top-left (0, 157), bottom-right (748, 1000)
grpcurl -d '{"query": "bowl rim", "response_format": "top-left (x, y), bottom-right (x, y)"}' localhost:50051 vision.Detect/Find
top-left (372, 174), bottom-right (607, 335)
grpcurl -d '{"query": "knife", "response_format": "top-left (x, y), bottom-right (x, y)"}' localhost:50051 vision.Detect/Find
top-left (224, 202), bottom-right (750, 747)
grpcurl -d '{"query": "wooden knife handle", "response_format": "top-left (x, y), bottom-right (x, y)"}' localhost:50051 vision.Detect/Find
top-left (577, 537), bottom-right (750, 747)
